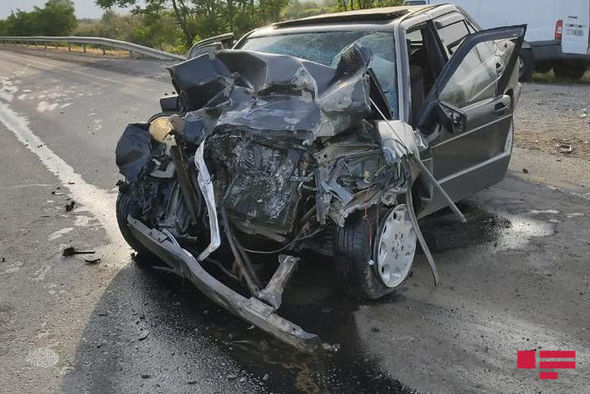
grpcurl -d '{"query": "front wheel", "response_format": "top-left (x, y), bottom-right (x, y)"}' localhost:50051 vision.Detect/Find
top-left (116, 191), bottom-right (156, 263)
top-left (333, 204), bottom-right (417, 300)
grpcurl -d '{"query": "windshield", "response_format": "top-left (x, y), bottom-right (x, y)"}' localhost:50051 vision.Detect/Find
top-left (240, 31), bottom-right (399, 118)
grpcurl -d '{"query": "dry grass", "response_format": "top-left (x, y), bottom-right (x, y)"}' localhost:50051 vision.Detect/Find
top-left (532, 69), bottom-right (590, 85)
top-left (1, 43), bottom-right (132, 58)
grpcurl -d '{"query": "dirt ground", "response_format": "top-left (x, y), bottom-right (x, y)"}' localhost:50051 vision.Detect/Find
top-left (515, 76), bottom-right (590, 160)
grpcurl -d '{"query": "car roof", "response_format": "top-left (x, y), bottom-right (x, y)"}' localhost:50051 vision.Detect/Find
top-left (238, 4), bottom-right (460, 44)
top-left (273, 5), bottom-right (431, 28)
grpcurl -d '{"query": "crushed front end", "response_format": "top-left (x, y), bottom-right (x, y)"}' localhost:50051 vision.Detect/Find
top-left (115, 46), bottom-right (423, 351)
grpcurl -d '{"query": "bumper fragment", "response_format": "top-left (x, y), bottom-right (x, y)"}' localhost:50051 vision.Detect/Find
top-left (127, 216), bottom-right (321, 353)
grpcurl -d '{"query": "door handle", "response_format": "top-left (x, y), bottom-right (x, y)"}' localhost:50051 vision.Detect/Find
top-left (493, 102), bottom-right (508, 114)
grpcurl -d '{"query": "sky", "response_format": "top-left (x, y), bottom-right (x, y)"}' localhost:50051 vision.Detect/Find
top-left (0, 0), bottom-right (127, 20)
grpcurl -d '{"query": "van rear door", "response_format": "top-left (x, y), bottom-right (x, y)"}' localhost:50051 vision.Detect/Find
top-left (560, 0), bottom-right (590, 55)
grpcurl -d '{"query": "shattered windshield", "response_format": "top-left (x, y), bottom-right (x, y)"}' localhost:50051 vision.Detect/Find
top-left (241, 31), bottom-right (399, 117)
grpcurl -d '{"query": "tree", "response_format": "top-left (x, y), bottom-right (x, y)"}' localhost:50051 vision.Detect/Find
top-left (96, 0), bottom-right (289, 49)
top-left (0, 0), bottom-right (77, 36)
top-left (37, 0), bottom-right (78, 36)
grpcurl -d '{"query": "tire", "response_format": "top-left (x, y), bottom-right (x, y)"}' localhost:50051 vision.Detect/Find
top-left (535, 63), bottom-right (552, 74)
top-left (333, 206), bottom-right (415, 301)
top-left (518, 50), bottom-right (534, 83)
top-left (554, 61), bottom-right (587, 81)
top-left (116, 191), bottom-right (156, 262)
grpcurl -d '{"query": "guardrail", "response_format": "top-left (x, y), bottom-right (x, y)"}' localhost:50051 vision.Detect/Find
top-left (0, 36), bottom-right (186, 61)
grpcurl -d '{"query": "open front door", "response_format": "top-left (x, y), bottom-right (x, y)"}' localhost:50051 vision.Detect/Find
top-left (417, 25), bottom-right (526, 216)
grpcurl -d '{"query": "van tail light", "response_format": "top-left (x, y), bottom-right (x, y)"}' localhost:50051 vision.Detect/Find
top-left (555, 19), bottom-right (563, 41)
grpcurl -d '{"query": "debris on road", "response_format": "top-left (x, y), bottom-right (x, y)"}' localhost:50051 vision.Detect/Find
top-left (62, 247), bottom-right (95, 257)
top-left (84, 258), bottom-right (101, 265)
top-left (65, 200), bottom-right (75, 212)
top-left (557, 143), bottom-right (573, 154)
top-left (522, 168), bottom-right (529, 174)
top-left (138, 330), bottom-right (150, 341)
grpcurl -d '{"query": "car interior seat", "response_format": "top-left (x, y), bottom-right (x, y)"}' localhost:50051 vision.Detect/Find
top-left (409, 46), bottom-right (430, 125)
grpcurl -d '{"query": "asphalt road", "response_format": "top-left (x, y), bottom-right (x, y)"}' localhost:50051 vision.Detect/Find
top-left (0, 48), bottom-right (588, 393)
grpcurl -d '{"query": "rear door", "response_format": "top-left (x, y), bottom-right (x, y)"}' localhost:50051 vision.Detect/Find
top-left (417, 25), bottom-right (526, 214)
top-left (560, 0), bottom-right (590, 55)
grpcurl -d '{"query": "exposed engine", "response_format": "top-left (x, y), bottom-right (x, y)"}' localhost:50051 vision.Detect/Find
top-left (206, 131), bottom-right (309, 236)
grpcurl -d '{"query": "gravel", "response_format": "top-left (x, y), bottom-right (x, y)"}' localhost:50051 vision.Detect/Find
top-left (514, 82), bottom-right (590, 159)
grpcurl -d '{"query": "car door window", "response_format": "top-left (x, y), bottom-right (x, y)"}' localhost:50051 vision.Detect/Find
top-left (406, 24), bottom-right (445, 124)
top-left (439, 40), bottom-right (510, 108)
top-left (437, 19), bottom-right (471, 55)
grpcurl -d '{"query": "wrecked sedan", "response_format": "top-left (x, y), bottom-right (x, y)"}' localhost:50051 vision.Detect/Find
top-left (115, 5), bottom-right (525, 351)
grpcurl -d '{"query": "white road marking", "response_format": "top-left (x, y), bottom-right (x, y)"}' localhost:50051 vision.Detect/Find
top-left (529, 209), bottom-right (559, 215)
top-left (31, 265), bottom-right (51, 282)
top-left (0, 77), bottom-right (17, 102)
top-left (74, 215), bottom-right (94, 227)
top-left (0, 101), bottom-right (123, 246)
top-left (4, 261), bottom-right (23, 274)
top-left (48, 227), bottom-right (74, 241)
top-left (25, 347), bottom-right (59, 368)
top-left (36, 101), bottom-right (59, 113)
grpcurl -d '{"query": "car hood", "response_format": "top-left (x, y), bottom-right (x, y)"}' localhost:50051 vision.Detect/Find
top-left (167, 46), bottom-right (374, 143)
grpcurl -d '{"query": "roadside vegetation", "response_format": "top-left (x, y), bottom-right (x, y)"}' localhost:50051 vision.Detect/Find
top-left (1, 0), bottom-right (588, 84)
top-left (0, 0), bottom-right (77, 37)
top-left (0, 0), bottom-right (402, 53)
top-left (532, 70), bottom-right (590, 85)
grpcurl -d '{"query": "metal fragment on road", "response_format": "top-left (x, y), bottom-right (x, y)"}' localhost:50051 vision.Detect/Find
top-left (62, 247), bottom-right (95, 257)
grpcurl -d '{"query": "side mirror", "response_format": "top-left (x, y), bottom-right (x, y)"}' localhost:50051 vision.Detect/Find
top-left (188, 42), bottom-right (223, 59)
top-left (160, 95), bottom-right (180, 112)
top-left (436, 101), bottom-right (466, 134)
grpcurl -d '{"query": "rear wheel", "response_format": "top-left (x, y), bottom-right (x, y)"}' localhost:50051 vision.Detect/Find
top-left (518, 50), bottom-right (534, 82)
top-left (554, 61), bottom-right (587, 80)
top-left (535, 63), bottom-right (552, 74)
top-left (333, 205), bottom-right (417, 300)
top-left (116, 191), bottom-right (156, 263)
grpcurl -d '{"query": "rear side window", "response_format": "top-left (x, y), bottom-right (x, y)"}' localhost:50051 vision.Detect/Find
top-left (437, 20), bottom-right (471, 55)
